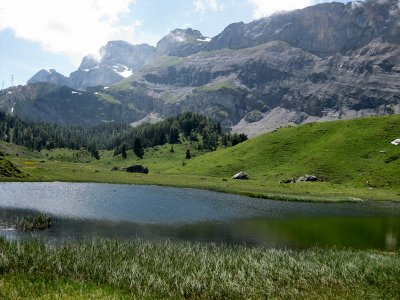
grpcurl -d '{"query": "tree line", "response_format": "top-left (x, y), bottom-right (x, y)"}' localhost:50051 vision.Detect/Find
top-left (0, 111), bottom-right (247, 159)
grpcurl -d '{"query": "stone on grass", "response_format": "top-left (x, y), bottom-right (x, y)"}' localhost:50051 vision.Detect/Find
top-left (391, 139), bottom-right (400, 146)
top-left (232, 172), bottom-right (249, 180)
top-left (296, 175), bottom-right (318, 182)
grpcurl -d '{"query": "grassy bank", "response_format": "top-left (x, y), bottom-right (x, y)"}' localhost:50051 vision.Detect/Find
top-left (0, 238), bottom-right (399, 299)
top-left (1, 115), bottom-right (400, 202)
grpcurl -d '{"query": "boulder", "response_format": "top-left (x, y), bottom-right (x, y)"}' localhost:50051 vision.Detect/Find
top-left (126, 164), bottom-right (149, 174)
top-left (296, 175), bottom-right (318, 182)
top-left (391, 139), bottom-right (400, 146)
top-left (232, 172), bottom-right (249, 180)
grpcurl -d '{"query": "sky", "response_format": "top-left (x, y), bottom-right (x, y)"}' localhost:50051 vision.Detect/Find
top-left (0, 0), bottom-right (355, 88)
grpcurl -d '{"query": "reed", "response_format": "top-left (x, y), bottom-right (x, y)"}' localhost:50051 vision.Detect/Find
top-left (0, 238), bottom-right (399, 299)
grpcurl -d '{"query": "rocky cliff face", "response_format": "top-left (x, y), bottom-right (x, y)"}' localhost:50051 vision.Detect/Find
top-left (103, 37), bottom-right (399, 129)
top-left (206, 0), bottom-right (400, 57)
top-left (8, 0), bottom-right (400, 133)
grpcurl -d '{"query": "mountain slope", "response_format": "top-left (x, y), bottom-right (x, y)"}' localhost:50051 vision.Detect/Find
top-left (0, 83), bottom-right (150, 125)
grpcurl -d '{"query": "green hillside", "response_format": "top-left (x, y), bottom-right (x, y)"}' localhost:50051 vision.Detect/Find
top-left (178, 115), bottom-right (400, 189)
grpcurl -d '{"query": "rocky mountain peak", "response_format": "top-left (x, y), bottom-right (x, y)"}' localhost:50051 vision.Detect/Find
top-left (155, 28), bottom-right (210, 57)
top-left (79, 41), bottom-right (155, 72)
top-left (27, 69), bottom-right (69, 86)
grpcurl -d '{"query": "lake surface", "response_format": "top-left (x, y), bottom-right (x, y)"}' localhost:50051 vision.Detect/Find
top-left (0, 182), bottom-right (399, 250)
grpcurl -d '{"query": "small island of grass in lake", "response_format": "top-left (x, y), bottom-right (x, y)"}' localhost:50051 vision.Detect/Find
top-left (15, 213), bottom-right (52, 231)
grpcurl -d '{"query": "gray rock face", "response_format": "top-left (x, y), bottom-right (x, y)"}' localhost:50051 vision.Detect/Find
top-left (206, 0), bottom-right (400, 57)
top-left (83, 41), bottom-right (155, 71)
top-left (119, 38), bottom-right (399, 127)
top-left (28, 69), bottom-right (69, 86)
top-left (69, 67), bottom-right (124, 91)
top-left (155, 28), bottom-right (210, 58)
top-left (70, 41), bottom-right (155, 90)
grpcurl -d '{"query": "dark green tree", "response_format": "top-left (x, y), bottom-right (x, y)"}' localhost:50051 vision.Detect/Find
top-left (133, 137), bottom-right (144, 159)
top-left (88, 142), bottom-right (100, 160)
top-left (168, 126), bottom-right (180, 144)
top-left (185, 149), bottom-right (191, 159)
top-left (121, 143), bottom-right (127, 159)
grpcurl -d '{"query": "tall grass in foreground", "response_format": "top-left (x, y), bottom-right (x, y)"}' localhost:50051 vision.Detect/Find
top-left (0, 239), bottom-right (399, 299)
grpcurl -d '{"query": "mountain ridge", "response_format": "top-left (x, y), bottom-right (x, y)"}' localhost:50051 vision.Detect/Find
top-left (6, 0), bottom-right (400, 134)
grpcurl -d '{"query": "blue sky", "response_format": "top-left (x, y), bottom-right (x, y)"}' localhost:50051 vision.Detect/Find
top-left (0, 0), bottom-right (354, 88)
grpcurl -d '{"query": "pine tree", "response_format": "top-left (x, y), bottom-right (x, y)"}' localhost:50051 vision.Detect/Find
top-left (121, 143), bottom-right (127, 159)
top-left (186, 149), bottom-right (191, 159)
top-left (133, 137), bottom-right (144, 159)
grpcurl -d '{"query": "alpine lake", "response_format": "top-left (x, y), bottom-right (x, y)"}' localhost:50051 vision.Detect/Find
top-left (0, 182), bottom-right (399, 250)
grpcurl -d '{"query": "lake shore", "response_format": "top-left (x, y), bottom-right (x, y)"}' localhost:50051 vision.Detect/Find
top-left (2, 167), bottom-right (398, 203)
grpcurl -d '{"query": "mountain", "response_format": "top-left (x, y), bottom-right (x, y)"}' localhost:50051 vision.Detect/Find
top-left (27, 41), bottom-right (155, 91)
top-left (5, 0), bottom-right (400, 133)
top-left (101, 37), bottom-right (400, 132)
top-left (69, 41), bottom-right (155, 90)
top-left (154, 28), bottom-right (211, 57)
top-left (205, 0), bottom-right (400, 57)
top-left (0, 83), bottom-right (149, 125)
top-left (28, 69), bottom-right (69, 86)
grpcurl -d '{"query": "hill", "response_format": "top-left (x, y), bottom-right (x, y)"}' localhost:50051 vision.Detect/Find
top-left (174, 115), bottom-right (400, 196)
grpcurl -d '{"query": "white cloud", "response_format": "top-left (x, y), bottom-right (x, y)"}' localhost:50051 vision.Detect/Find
top-left (194, 0), bottom-right (223, 13)
top-left (248, 0), bottom-right (315, 18)
top-left (0, 0), bottom-right (141, 65)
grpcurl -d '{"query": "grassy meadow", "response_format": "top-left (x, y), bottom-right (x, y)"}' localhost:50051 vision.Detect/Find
top-left (1, 115), bottom-right (400, 202)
